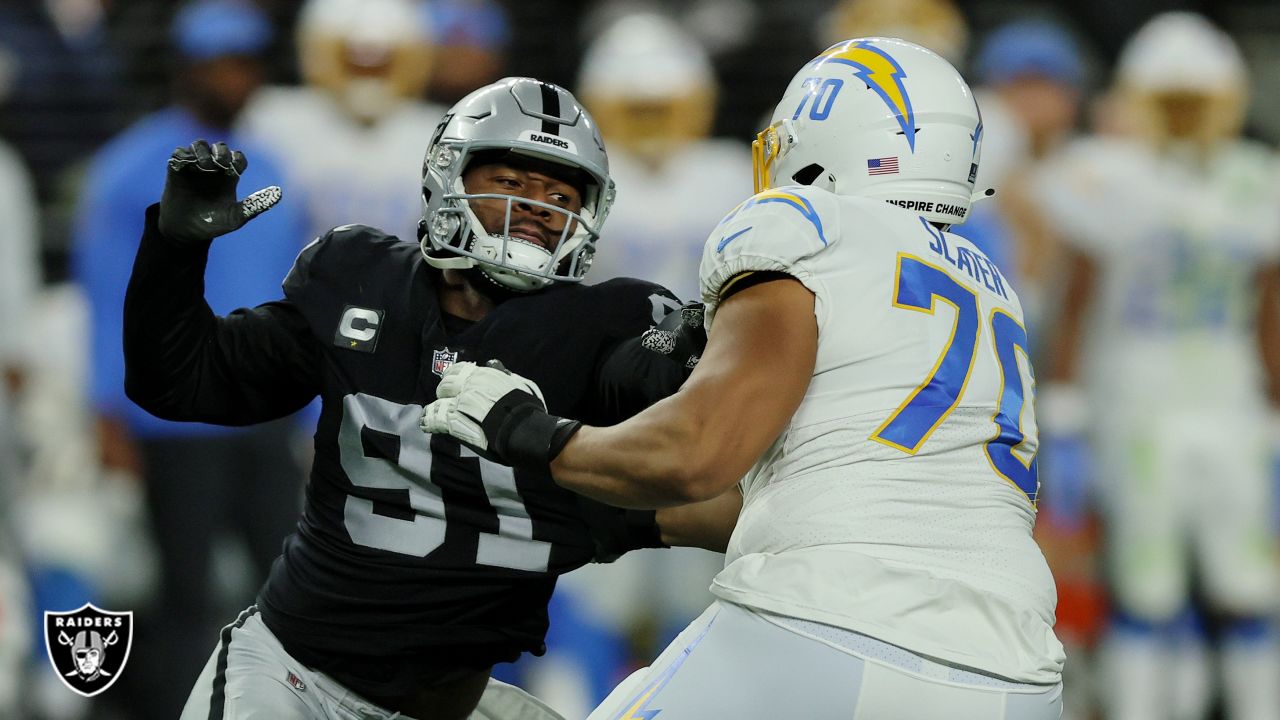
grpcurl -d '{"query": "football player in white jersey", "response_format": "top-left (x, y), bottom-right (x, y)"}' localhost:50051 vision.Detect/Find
top-left (239, 0), bottom-right (445, 245)
top-left (1034, 13), bottom-right (1280, 720)
top-left (424, 37), bottom-right (1065, 718)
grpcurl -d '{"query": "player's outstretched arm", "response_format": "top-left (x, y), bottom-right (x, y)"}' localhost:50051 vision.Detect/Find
top-left (123, 140), bottom-right (319, 425)
top-left (423, 276), bottom-right (817, 508)
top-left (550, 276), bottom-right (816, 507)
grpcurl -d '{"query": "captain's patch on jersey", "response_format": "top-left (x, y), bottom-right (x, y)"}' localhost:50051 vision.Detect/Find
top-left (335, 306), bottom-right (384, 353)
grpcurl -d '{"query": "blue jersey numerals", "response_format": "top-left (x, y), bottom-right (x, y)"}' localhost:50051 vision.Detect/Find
top-left (870, 255), bottom-right (979, 453)
top-left (871, 253), bottom-right (1038, 502)
top-left (985, 310), bottom-right (1037, 499)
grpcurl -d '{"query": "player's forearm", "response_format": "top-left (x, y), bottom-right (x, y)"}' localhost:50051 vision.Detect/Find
top-left (552, 393), bottom-right (730, 508)
top-left (123, 204), bottom-right (220, 417)
top-left (553, 279), bottom-right (814, 509)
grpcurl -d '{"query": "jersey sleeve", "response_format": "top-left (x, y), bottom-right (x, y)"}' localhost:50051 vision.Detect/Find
top-left (123, 204), bottom-right (322, 424)
top-left (282, 222), bottom-right (400, 311)
top-left (585, 278), bottom-right (690, 422)
top-left (698, 186), bottom-right (838, 326)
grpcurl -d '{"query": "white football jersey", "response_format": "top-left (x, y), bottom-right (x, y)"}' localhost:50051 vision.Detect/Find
top-left (699, 185), bottom-right (1064, 684)
top-left (239, 86), bottom-right (446, 245)
top-left (588, 140), bottom-right (752, 300)
top-left (1034, 137), bottom-right (1280, 411)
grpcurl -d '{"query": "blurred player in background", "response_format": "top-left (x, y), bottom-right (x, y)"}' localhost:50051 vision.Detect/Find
top-left (955, 18), bottom-right (1085, 328)
top-left (0, 103), bottom-right (38, 717)
top-left (240, 0), bottom-right (442, 245)
top-left (1034, 12), bottom-right (1280, 720)
top-left (955, 20), bottom-right (1101, 719)
top-left (427, 37), bottom-right (1064, 718)
top-left (423, 0), bottom-right (510, 106)
top-left (577, 11), bottom-right (751, 300)
top-left (70, 2), bottom-right (310, 717)
top-left (818, 0), bottom-right (968, 67)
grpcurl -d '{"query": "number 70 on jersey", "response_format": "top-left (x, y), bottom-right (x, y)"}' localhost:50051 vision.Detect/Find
top-left (871, 253), bottom-right (1039, 503)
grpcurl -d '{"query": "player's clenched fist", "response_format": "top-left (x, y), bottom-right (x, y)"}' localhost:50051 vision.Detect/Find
top-left (421, 360), bottom-right (581, 471)
top-left (158, 139), bottom-right (281, 246)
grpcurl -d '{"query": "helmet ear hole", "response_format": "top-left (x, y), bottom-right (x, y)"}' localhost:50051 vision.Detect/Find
top-left (791, 163), bottom-right (826, 186)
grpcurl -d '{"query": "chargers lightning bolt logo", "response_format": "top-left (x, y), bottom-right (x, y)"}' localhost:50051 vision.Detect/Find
top-left (811, 40), bottom-right (917, 152)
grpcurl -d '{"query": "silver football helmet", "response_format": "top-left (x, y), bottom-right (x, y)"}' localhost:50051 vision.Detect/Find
top-left (420, 77), bottom-right (616, 292)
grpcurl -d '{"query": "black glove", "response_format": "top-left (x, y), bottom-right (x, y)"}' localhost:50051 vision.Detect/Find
top-left (158, 139), bottom-right (282, 247)
top-left (576, 498), bottom-right (666, 563)
top-left (421, 360), bottom-right (582, 471)
top-left (640, 301), bottom-right (706, 370)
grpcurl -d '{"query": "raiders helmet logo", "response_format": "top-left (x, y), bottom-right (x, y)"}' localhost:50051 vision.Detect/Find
top-left (44, 603), bottom-right (133, 697)
top-left (518, 129), bottom-right (578, 155)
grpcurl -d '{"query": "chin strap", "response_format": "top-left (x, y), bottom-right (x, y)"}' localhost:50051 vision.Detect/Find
top-left (466, 266), bottom-right (538, 302)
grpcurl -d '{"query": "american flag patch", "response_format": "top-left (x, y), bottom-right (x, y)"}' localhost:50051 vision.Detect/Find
top-left (867, 157), bottom-right (899, 175)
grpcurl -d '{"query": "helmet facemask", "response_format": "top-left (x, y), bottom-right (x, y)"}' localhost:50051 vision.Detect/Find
top-left (421, 140), bottom-right (612, 292)
top-left (752, 119), bottom-right (803, 193)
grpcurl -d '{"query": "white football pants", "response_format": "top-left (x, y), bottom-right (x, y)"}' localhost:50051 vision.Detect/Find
top-left (589, 600), bottom-right (1063, 720)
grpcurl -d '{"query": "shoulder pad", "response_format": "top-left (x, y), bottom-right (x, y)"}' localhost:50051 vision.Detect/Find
top-left (282, 224), bottom-right (408, 302)
top-left (698, 185), bottom-right (838, 306)
top-left (570, 277), bottom-right (683, 332)
top-left (591, 276), bottom-right (681, 302)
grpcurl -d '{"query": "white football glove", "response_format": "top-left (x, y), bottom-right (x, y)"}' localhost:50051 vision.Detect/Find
top-left (422, 361), bottom-right (579, 468)
top-left (421, 361), bottom-right (544, 450)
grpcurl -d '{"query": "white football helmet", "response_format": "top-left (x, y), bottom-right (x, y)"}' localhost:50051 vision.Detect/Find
top-left (577, 12), bottom-right (717, 162)
top-left (1117, 12), bottom-right (1246, 93)
top-left (1114, 12), bottom-right (1247, 146)
top-left (754, 37), bottom-right (985, 226)
top-left (297, 0), bottom-right (434, 122)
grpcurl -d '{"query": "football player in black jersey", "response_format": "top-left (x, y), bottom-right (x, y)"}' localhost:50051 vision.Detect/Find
top-left (123, 77), bottom-right (738, 720)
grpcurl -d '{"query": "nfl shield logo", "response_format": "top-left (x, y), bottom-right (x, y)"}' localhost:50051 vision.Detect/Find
top-left (432, 347), bottom-right (459, 376)
top-left (44, 603), bottom-right (133, 697)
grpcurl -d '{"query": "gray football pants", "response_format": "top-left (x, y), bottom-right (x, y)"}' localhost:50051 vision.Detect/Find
top-left (180, 607), bottom-right (564, 720)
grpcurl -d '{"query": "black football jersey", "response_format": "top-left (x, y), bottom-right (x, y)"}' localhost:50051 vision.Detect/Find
top-left (123, 208), bottom-right (687, 698)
